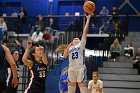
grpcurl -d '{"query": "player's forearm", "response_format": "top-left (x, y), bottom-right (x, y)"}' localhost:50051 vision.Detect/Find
top-left (41, 54), bottom-right (48, 65)
top-left (63, 47), bottom-right (69, 58)
top-left (82, 17), bottom-right (90, 39)
top-left (22, 48), bottom-right (29, 64)
top-left (11, 64), bottom-right (18, 79)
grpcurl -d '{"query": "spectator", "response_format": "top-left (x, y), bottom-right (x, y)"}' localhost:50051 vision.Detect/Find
top-left (18, 7), bottom-right (27, 24)
top-left (35, 15), bottom-right (45, 30)
top-left (0, 17), bottom-right (7, 34)
top-left (47, 18), bottom-right (57, 30)
top-left (132, 48), bottom-right (140, 74)
top-left (124, 43), bottom-right (134, 57)
top-left (110, 38), bottom-right (121, 61)
top-left (112, 6), bottom-right (120, 32)
top-left (88, 71), bottom-right (103, 93)
top-left (100, 5), bottom-right (109, 16)
top-left (49, 18), bottom-right (55, 29)
top-left (15, 39), bottom-right (25, 65)
top-left (31, 26), bottom-right (43, 43)
top-left (17, 7), bottom-right (27, 33)
top-left (99, 5), bottom-right (109, 27)
top-left (42, 29), bottom-right (51, 42)
top-left (60, 68), bottom-right (68, 93)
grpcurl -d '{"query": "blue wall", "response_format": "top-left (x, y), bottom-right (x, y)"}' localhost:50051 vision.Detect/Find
top-left (0, 0), bottom-right (140, 16)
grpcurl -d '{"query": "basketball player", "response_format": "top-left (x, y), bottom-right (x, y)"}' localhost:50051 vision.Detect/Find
top-left (22, 40), bottom-right (48, 93)
top-left (63, 14), bottom-right (91, 93)
top-left (6, 50), bottom-right (19, 93)
top-left (88, 72), bottom-right (103, 93)
top-left (0, 44), bottom-right (18, 92)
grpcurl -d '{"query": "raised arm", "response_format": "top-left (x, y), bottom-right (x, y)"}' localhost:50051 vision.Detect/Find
top-left (3, 45), bottom-right (18, 88)
top-left (39, 45), bottom-right (48, 65)
top-left (63, 43), bottom-right (72, 58)
top-left (22, 40), bottom-right (33, 69)
top-left (81, 14), bottom-right (91, 41)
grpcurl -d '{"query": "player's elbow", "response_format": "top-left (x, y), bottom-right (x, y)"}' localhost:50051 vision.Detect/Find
top-left (22, 58), bottom-right (27, 65)
top-left (44, 60), bottom-right (48, 65)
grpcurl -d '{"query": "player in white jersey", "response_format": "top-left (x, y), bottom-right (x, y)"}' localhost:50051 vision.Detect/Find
top-left (88, 72), bottom-right (103, 93)
top-left (63, 14), bottom-right (91, 93)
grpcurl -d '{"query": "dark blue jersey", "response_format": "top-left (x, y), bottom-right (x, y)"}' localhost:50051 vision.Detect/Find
top-left (25, 60), bottom-right (47, 93)
top-left (0, 45), bottom-right (6, 82)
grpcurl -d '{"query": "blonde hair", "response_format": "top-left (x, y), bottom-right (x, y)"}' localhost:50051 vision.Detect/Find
top-left (0, 18), bottom-right (4, 24)
top-left (113, 38), bottom-right (120, 48)
top-left (55, 44), bottom-right (68, 52)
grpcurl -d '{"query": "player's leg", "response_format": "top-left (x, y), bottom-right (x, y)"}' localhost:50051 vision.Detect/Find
top-left (63, 91), bottom-right (68, 93)
top-left (68, 68), bottom-right (77, 93)
top-left (77, 67), bottom-right (88, 93)
top-left (68, 82), bottom-right (76, 93)
top-left (78, 82), bottom-right (87, 93)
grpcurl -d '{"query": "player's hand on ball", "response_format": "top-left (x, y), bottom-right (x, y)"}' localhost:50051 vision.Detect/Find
top-left (86, 14), bottom-right (91, 20)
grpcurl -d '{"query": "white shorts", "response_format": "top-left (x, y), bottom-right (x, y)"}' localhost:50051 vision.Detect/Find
top-left (68, 66), bottom-right (87, 82)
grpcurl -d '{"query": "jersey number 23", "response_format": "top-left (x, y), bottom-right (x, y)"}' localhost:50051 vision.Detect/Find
top-left (72, 52), bottom-right (78, 59)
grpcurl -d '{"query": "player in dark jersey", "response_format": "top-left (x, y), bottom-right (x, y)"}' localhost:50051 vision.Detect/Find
top-left (22, 40), bottom-right (48, 93)
top-left (0, 44), bottom-right (18, 93)
top-left (6, 50), bottom-right (19, 93)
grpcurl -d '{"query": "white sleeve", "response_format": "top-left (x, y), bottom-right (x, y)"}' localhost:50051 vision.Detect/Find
top-left (39, 32), bottom-right (43, 40)
top-left (3, 22), bottom-right (7, 31)
top-left (99, 80), bottom-right (103, 89)
top-left (124, 47), bottom-right (129, 50)
top-left (31, 32), bottom-right (36, 40)
top-left (88, 80), bottom-right (93, 89)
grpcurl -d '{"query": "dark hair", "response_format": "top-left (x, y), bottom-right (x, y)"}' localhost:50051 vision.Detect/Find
top-left (76, 35), bottom-right (82, 40)
top-left (127, 43), bottom-right (132, 47)
top-left (29, 46), bottom-right (36, 61)
top-left (11, 49), bottom-right (17, 55)
top-left (92, 71), bottom-right (98, 77)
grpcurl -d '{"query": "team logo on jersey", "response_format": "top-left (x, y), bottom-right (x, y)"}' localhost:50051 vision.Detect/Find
top-left (37, 66), bottom-right (46, 71)
top-left (69, 47), bottom-right (80, 53)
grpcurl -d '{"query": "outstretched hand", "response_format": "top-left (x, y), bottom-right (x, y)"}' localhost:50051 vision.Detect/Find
top-left (85, 13), bottom-right (92, 20)
top-left (68, 42), bottom-right (73, 47)
top-left (27, 40), bottom-right (32, 48)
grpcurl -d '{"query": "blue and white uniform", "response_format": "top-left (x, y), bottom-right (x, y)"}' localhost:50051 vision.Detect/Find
top-left (68, 38), bottom-right (87, 82)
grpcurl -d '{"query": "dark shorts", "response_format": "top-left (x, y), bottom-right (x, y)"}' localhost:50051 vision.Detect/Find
top-left (25, 81), bottom-right (45, 93)
top-left (0, 79), bottom-right (6, 93)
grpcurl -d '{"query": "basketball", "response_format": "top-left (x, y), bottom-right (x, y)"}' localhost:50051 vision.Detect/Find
top-left (83, 1), bottom-right (96, 14)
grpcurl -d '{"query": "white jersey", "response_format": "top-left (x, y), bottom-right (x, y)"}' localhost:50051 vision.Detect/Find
top-left (88, 80), bottom-right (103, 93)
top-left (68, 38), bottom-right (86, 68)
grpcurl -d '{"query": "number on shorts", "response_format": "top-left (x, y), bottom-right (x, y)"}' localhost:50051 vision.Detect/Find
top-left (72, 52), bottom-right (78, 59)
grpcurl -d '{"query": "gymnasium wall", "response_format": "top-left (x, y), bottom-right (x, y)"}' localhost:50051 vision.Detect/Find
top-left (0, 0), bottom-right (140, 16)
